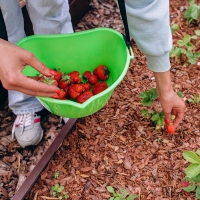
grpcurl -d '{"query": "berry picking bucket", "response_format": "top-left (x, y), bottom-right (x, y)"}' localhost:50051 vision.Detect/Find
top-left (17, 28), bottom-right (134, 118)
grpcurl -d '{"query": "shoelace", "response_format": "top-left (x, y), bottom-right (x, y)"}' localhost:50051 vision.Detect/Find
top-left (12, 113), bottom-right (33, 139)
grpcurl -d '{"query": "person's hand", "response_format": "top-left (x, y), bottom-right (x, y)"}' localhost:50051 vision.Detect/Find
top-left (0, 39), bottom-right (58, 97)
top-left (154, 70), bottom-right (186, 128)
top-left (158, 90), bottom-right (185, 128)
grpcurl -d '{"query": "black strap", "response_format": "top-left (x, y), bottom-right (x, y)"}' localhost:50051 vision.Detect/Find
top-left (117, 0), bottom-right (131, 48)
top-left (0, 8), bottom-right (8, 41)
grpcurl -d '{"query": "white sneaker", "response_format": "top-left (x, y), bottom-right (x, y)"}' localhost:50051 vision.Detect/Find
top-left (12, 113), bottom-right (43, 148)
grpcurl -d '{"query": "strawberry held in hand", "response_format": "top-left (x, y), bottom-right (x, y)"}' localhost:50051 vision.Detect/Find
top-left (39, 75), bottom-right (58, 87)
top-left (93, 65), bottom-right (110, 81)
top-left (77, 91), bottom-right (93, 104)
top-left (92, 82), bottom-right (108, 95)
top-left (49, 69), bottom-right (63, 82)
top-left (52, 89), bottom-right (67, 99)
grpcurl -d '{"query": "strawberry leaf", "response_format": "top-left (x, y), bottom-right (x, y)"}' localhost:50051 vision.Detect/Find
top-left (186, 164), bottom-right (200, 178)
top-left (183, 184), bottom-right (196, 192)
top-left (183, 150), bottom-right (200, 164)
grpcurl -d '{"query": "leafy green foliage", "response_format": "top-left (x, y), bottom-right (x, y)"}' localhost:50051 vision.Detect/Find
top-left (177, 91), bottom-right (183, 98)
top-left (170, 32), bottom-right (200, 64)
top-left (171, 23), bottom-right (179, 33)
top-left (187, 94), bottom-right (200, 104)
top-left (54, 172), bottom-right (59, 179)
top-left (184, 0), bottom-right (200, 24)
top-left (107, 186), bottom-right (137, 200)
top-left (181, 149), bottom-right (200, 199)
top-left (139, 88), bottom-right (158, 106)
top-left (52, 184), bottom-right (69, 199)
top-left (141, 109), bottom-right (165, 130)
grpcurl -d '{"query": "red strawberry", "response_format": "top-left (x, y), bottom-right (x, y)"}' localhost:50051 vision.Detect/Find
top-left (52, 89), bottom-right (67, 99)
top-left (49, 69), bottom-right (63, 82)
top-left (92, 82), bottom-right (108, 95)
top-left (83, 71), bottom-right (92, 80)
top-left (39, 75), bottom-right (58, 87)
top-left (67, 71), bottom-right (81, 83)
top-left (165, 119), bottom-right (170, 125)
top-left (59, 74), bottom-right (70, 89)
top-left (180, 181), bottom-right (190, 188)
top-left (167, 124), bottom-right (175, 134)
top-left (88, 74), bottom-right (98, 85)
top-left (82, 83), bottom-right (91, 91)
top-left (93, 65), bottom-right (110, 81)
top-left (77, 91), bottom-right (93, 104)
top-left (68, 84), bottom-right (85, 99)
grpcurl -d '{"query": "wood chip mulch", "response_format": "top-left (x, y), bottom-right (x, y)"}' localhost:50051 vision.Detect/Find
top-left (1, 0), bottom-right (200, 199)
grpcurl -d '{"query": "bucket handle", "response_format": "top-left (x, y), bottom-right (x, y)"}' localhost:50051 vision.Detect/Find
top-left (128, 46), bottom-right (134, 60)
top-left (117, 0), bottom-right (133, 57)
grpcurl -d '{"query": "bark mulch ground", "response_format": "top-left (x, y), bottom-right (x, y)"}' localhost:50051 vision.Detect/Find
top-left (0, 0), bottom-right (200, 199)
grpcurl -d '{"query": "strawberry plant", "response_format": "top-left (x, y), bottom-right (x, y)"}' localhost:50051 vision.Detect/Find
top-left (187, 94), bottom-right (200, 105)
top-left (170, 30), bottom-right (200, 64)
top-left (107, 186), bottom-right (137, 200)
top-left (171, 23), bottom-right (179, 33)
top-left (139, 88), bottom-right (158, 106)
top-left (51, 184), bottom-right (69, 199)
top-left (54, 171), bottom-right (59, 179)
top-left (184, 0), bottom-right (200, 24)
top-left (181, 149), bottom-right (200, 199)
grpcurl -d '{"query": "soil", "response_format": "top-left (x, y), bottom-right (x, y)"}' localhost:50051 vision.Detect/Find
top-left (1, 0), bottom-right (200, 199)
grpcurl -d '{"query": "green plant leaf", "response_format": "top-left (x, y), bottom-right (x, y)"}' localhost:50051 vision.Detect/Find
top-left (149, 88), bottom-right (158, 99)
top-left (151, 113), bottom-right (160, 121)
top-left (177, 92), bottom-right (183, 98)
top-left (173, 47), bottom-right (182, 57)
top-left (171, 23), bottom-right (179, 33)
top-left (190, 6), bottom-right (200, 20)
top-left (185, 176), bottom-right (196, 183)
top-left (183, 184), bottom-right (196, 192)
top-left (183, 35), bottom-right (191, 44)
top-left (157, 117), bottom-right (165, 126)
top-left (57, 186), bottom-right (64, 193)
top-left (107, 186), bottom-right (115, 194)
top-left (142, 98), bottom-right (153, 106)
top-left (196, 186), bottom-right (200, 199)
top-left (192, 173), bottom-right (200, 182)
top-left (139, 92), bottom-right (148, 99)
top-left (119, 188), bottom-right (127, 197)
top-left (187, 98), bottom-right (194, 103)
top-left (127, 194), bottom-right (138, 200)
top-left (188, 58), bottom-right (197, 64)
top-left (196, 149), bottom-right (200, 156)
top-left (195, 30), bottom-right (200, 36)
top-left (194, 52), bottom-right (200, 58)
top-left (186, 50), bottom-right (193, 58)
top-left (183, 150), bottom-right (200, 164)
top-left (186, 164), bottom-right (200, 178)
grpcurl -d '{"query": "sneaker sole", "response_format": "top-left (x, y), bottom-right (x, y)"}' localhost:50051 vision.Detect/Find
top-left (20, 130), bottom-right (44, 148)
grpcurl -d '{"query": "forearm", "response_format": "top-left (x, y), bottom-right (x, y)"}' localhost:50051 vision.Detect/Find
top-left (153, 70), bottom-right (174, 97)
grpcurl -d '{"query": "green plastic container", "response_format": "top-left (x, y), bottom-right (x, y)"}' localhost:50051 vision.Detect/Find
top-left (17, 28), bottom-right (134, 118)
